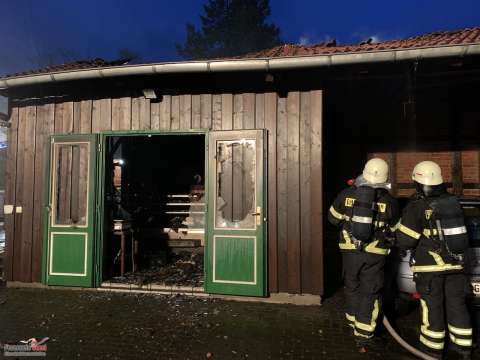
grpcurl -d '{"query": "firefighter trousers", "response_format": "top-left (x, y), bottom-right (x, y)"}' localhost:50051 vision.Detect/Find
top-left (414, 272), bottom-right (472, 353)
top-left (342, 251), bottom-right (385, 341)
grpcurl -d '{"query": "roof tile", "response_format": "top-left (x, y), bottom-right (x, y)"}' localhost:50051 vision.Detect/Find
top-left (242, 27), bottom-right (480, 58)
top-left (2, 27), bottom-right (480, 80)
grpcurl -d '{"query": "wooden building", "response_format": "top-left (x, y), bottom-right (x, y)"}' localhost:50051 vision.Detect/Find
top-left (1, 27), bottom-right (480, 301)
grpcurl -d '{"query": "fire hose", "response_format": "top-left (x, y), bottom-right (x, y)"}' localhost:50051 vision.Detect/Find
top-left (382, 316), bottom-right (436, 360)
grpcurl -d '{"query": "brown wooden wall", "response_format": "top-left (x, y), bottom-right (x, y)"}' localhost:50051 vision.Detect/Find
top-left (5, 90), bottom-right (324, 295)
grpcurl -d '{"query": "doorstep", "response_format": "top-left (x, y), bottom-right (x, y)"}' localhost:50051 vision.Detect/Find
top-left (100, 281), bottom-right (204, 295)
top-left (6, 281), bottom-right (322, 305)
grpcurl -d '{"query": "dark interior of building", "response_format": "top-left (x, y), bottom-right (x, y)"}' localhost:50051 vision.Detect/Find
top-left (102, 134), bottom-right (206, 287)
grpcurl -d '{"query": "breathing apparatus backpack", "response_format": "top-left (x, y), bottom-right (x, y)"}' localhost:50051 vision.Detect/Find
top-left (350, 185), bottom-right (378, 249)
top-left (425, 195), bottom-right (469, 262)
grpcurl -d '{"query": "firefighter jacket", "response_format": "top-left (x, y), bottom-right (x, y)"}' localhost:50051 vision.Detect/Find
top-left (396, 193), bottom-right (464, 274)
top-left (328, 186), bottom-right (400, 255)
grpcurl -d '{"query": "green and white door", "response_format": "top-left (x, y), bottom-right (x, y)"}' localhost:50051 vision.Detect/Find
top-left (206, 130), bottom-right (267, 296)
top-left (45, 135), bottom-right (97, 286)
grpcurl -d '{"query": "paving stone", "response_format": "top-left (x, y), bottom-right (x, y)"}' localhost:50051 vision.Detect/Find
top-left (0, 286), bottom-right (478, 359)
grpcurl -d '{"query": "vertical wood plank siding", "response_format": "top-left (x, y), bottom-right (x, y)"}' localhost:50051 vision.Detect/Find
top-left (5, 90), bottom-right (324, 296)
top-left (32, 103), bottom-right (54, 281)
top-left (13, 106), bottom-right (26, 280)
top-left (4, 107), bottom-right (19, 281)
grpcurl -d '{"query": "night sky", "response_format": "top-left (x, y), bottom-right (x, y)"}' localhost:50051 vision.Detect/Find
top-left (1, 0), bottom-right (479, 76)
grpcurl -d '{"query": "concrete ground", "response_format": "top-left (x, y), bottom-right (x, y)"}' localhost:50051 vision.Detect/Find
top-left (0, 285), bottom-right (478, 359)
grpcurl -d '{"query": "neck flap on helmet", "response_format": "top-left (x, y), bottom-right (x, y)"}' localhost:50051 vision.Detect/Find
top-left (414, 181), bottom-right (446, 198)
top-left (355, 175), bottom-right (391, 190)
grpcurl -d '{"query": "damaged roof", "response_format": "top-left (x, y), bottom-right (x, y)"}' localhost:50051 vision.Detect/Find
top-left (4, 58), bottom-right (131, 79)
top-left (1, 26), bottom-right (480, 89)
top-left (241, 26), bottom-right (480, 58)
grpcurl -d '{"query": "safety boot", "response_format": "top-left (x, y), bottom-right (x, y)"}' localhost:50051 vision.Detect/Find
top-left (448, 348), bottom-right (471, 360)
top-left (355, 336), bottom-right (386, 354)
top-left (448, 344), bottom-right (472, 360)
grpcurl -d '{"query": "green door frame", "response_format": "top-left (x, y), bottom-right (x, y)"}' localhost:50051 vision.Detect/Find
top-left (94, 130), bottom-right (209, 287)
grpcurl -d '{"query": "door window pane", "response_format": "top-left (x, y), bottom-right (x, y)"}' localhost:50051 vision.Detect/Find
top-left (53, 143), bottom-right (89, 226)
top-left (215, 139), bottom-right (256, 229)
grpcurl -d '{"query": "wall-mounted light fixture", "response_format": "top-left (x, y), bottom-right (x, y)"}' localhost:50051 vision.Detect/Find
top-left (142, 89), bottom-right (157, 99)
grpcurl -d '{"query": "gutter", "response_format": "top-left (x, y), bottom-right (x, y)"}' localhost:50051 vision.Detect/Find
top-left (1, 43), bottom-right (480, 89)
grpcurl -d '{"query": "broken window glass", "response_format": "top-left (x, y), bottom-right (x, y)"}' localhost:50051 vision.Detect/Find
top-left (215, 139), bottom-right (256, 229)
top-left (53, 143), bottom-right (89, 226)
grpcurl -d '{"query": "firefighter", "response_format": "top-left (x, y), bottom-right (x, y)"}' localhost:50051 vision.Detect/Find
top-left (396, 161), bottom-right (472, 359)
top-left (328, 158), bottom-right (399, 347)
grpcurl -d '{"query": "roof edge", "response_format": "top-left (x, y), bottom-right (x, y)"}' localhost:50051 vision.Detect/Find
top-left (2, 43), bottom-right (480, 90)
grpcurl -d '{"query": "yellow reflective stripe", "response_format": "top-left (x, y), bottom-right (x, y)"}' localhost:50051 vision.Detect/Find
top-left (449, 333), bottom-right (472, 347)
top-left (420, 299), bottom-right (429, 327)
top-left (420, 335), bottom-right (444, 350)
top-left (419, 299), bottom-right (445, 338)
top-left (354, 330), bottom-right (373, 339)
top-left (390, 221), bottom-right (400, 232)
top-left (421, 325), bottom-right (445, 339)
top-left (354, 299), bottom-right (379, 333)
top-left (339, 243), bottom-right (356, 250)
top-left (364, 240), bottom-right (390, 255)
top-left (448, 324), bottom-right (472, 336)
top-left (329, 206), bottom-right (344, 220)
top-left (345, 313), bottom-right (355, 322)
top-left (355, 321), bottom-right (375, 332)
top-left (339, 230), bottom-right (357, 250)
top-left (374, 220), bottom-right (385, 227)
top-left (412, 264), bottom-right (463, 272)
top-left (423, 228), bottom-right (438, 237)
top-left (398, 223), bottom-right (421, 240)
top-left (428, 251), bottom-right (445, 266)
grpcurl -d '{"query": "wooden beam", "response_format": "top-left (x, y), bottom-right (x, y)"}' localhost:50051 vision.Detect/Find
top-left (264, 92), bottom-right (278, 293)
top-left (200, 94), bottom-right (212, 130)
top-left (310, 90), bottom-right (323, 296)
top-left (243, 93), bottom-right (255, 129)
top-left (212, 95), bottom-right (222, 130)
top-left (4, 106), bottom-right (19, 281)
top-left (159, 95), bottom-right (171, 130)
top-left (286, 91), bottom-right (301, 294)
top-left (179, 94), bottom-right (192, 129)
top-left (452, 151), bottom-right (463, 196)
top-left (192, 95), bottom-right (201, 129)
top-left (276, 95), bottom-right (288, 292)
top-left (32, 103), bottom-right (54, 281)
top-left (221, 94), bottom-right (233, 130)
top-left (299, 91), bottom-right (312, 294)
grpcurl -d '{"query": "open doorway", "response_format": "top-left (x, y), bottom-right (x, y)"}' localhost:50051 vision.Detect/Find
top-left (101, 134), bottom-right (206, 289)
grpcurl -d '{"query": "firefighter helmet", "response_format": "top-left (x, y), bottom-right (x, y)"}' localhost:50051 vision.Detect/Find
top-left (362, 158), bottom-right (389, 184)
top-left (412, 161), bottom-right (444, 186)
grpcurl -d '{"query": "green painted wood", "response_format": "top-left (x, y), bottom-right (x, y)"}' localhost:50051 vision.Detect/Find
top-left (44, 134), bottom-right (97, 287)
top-left (51, 233), bottom-right (87, 274)
top-left (213, 236), bottom-right (255, 283)
top-left (205, 130), bottom-right (267, 297)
